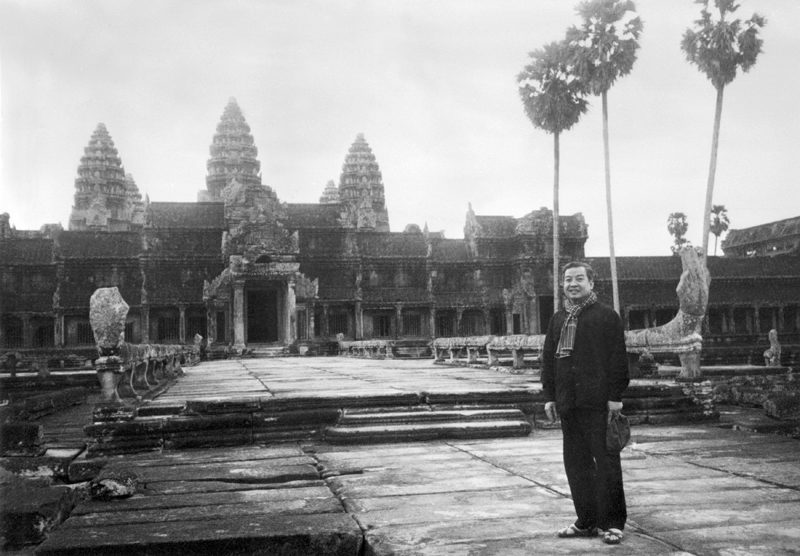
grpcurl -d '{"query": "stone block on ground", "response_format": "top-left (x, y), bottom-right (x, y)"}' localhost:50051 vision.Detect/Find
top-left (89, 467), bottom-right (141, 500)
top-left (0, 483), bottom-right (78, 548)
top-left (0, 422), bottom-right (45, 456)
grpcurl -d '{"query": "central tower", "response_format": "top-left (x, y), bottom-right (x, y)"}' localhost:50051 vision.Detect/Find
top-left (200, 98), bottom-right (261, 201)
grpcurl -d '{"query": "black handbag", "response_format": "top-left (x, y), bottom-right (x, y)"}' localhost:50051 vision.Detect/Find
top-left (606, 412), bottom-right (631, 452)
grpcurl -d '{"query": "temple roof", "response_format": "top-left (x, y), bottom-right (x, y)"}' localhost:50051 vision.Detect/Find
top-left (431, 239), bottom-right (471, 262)
top-left (589, 255), bottom-right (800, 282)
top-left (0, 238), bottom-right (54, 264)
top-left (57, 231), bottom-right (141, 259)
top-left (722, 216), bottom-right (800, 250)
top-left (146, 202), bottom-right (225, 229)
top-left (286, 203), bottom-right (343, 229)
top-left (357, 233), bottom-right (427, 258)
top-left (473, 215), bottom-right (517, 237)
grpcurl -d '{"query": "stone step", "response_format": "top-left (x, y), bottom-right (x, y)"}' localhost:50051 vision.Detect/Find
top-left (338, 408), bottom-right (526, 426)
top-left (324, 419), bottom-right (532, 444)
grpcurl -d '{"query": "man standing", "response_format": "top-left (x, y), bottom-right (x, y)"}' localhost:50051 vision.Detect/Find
top-left (542, 261), bottom-right (629, 545)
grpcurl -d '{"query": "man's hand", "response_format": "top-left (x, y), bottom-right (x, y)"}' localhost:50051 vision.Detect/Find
top-left (544, 401), bottom-right (557, 422)
top-left (607, 400), bottom-right (623, 423)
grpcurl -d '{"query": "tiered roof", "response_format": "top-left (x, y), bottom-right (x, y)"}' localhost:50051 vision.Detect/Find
top-left (339, 134), bottom-right (390, 231)
top-left (69, 123), bottom-right (144, 231)
top-left (205, 98), bottom-right (261, 199)
top-left (319, 180), bottom-right (340, 204)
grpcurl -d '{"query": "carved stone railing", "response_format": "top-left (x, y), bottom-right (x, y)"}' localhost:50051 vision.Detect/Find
top-left (624, 246), bottom-right (710, 378)
top-left (90, 288), bottom-right (199, 403)
top-left (430, 247), bottom-right (711, 377)
top-left (338, 339), bottom-right (393, 358)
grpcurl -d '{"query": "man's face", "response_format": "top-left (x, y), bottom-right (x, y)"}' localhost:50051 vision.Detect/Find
top-left (563, 266), bottom-right (594, 302)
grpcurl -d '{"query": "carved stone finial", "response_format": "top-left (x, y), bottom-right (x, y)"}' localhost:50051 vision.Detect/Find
top-left (90, 287), bottom-right (129, 356)
top-left (763, 328), bottom-right (781, 367)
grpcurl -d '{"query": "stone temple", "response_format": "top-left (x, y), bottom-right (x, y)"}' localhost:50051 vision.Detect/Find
top-left (1, 98), bottom-right (798, 363)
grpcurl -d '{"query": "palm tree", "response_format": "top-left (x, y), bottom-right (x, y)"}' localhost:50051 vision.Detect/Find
top-left (567, 0), bottom-right (643, 315)
top-left (709, 204), bottom-right (730, 256)
top-left (518, 40), bottom-right (588, 313)
top-left (682, 0), bottom-right (765, 258)
top-left (667, 212), bottom-right (690, 255)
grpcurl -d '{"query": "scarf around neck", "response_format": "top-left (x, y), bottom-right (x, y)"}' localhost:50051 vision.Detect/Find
top-left (556, 291), bottom-right (597, 358)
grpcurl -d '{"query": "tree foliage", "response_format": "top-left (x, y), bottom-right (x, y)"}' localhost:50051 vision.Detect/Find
top-left (667, 212), bottom-right (690, 255)
top-left (682, 0), bottom-right (765, 91)
top-left (709, 204), bottom-right (730, 255)
top-left (518, 40), bottom-right (588, 134)
top-left (567, 0), bottom-right (643, 94)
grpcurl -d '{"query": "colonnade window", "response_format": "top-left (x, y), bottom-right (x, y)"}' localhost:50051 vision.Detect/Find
top-left (373, 315), bottom-right (391, 338)
top-left (460, 312), bottom-right (483, 336)
top-left (77, 322), bottom-right (94, 345)
top-left (403, 313), bottom-right (421, 337)
top-left (328, 312), bottom-right (348, 336)
top-left (296, 309), bottom-right (307, 340)
top-left (436, 315), bottom-right (453, 337)
top-left (216, 312), bottom-right (226, 342)
top-left (2, 317), bottom-right (23, 348)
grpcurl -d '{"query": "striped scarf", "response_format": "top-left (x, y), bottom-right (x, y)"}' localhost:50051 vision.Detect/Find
top-left (556, 291), bottom-right (597, 358)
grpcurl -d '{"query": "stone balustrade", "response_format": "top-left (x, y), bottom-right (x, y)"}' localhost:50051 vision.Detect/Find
top-left (90, 287), bottom-right (199, 403)
top-left (338, 339), bottom-right (393, 358)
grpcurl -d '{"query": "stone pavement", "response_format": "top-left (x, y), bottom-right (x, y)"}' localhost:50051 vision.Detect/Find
top-left (31, 358), bottom-right (800, 554)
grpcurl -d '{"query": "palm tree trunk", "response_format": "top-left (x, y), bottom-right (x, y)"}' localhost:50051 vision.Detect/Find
top-left (553, 131), bottom-right (561, 314)
top-left (702, 86), bottom-right (725, 258)
top-left (602, 91), bottom-right (620, 314)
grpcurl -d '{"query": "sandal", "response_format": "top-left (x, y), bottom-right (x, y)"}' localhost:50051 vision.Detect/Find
top-left (602, 528), bottom-right (624, 545)
top-left (557, 524), bottom-right (598, 538)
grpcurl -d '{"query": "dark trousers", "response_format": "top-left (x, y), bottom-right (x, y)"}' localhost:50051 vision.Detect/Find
top-left (560, 408), bottom-right (627, 531)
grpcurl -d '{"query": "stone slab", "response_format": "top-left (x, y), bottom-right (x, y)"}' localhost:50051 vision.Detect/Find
top-left (0, 483), bottom-right (78, 547)
top-left (145, 478), bottom-right (326, 496)
top-left (37, 512), bottom-right (363, 555)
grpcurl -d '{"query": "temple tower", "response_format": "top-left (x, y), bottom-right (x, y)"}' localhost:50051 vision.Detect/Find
top-left (319, 180), bottom-right (340, 204)
top-left (69, 123), bottom-right (144, 231)
top-left (201, 98), bottom-right (261, 201)
top-left (339, 134), bottom-right (390, 232)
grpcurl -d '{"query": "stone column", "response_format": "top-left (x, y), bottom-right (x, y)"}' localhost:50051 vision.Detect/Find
top-left (395, 303), bottom-right (403, 339)
top-left (753, 305), bottom-right (760, 335)
top-left (286, 280), bottom-right (296, 345)
top-left (178, 304), bottom-right (187, 344)
top-left (309, 303), bottom-right (316, 338)
top-left (55, 311), bottom-right (65, 347)
top-left (456, 308), bottom-right (463, 336)
top-left (322, 304), bottom-right (330, 337)
top-left (355, 301), bottom-right (363, 340)
top-left (206, 305), bottom-right (216, 345)
top-left (22, 314), bottom-right (32, 349)
top-left (429, 307), bottom-right (436, 339)
top-left (233, 282), bottom-right (246, 350)
top-left (141, 306), bottom-right (150, 343)
top-left (778, 306), bottom-right (785, 332)
top-left (727, 307), bottom-right (735, 334)
top-left (505, 308), bottom-right (513, 336)
top-left (482, 308), bottom-right (491, 335)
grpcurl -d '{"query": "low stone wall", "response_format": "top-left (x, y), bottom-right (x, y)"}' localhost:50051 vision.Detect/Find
top-left (338, 339), bottom-right (432, 359)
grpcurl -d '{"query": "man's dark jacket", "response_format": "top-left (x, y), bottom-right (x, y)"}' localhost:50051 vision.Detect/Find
top-left (542, 302), bottom-right (629, 411)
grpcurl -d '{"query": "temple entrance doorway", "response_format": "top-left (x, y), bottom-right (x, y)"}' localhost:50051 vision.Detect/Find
top-left (246, 289), bottom-right (279, 343)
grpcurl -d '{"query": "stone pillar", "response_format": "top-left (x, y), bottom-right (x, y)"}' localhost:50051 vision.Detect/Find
top-left (206, 305), bottom-right (216, 345)
top-left (322, 304), bottom-right (329, 337)
top-left (141, 306), bottom-right (150, 343)
top-left (778, 306), bottom-right (785, 332)
top-left (727, 307), bottom-right (735, 334)
top-left (55, 311), bottom-right (65, 347)
top-left (456, 308), bottom-right (463, 336)
top-left (395, 303), bottom-right (403, 339)
top-left (309, 303), bottom-right (316, 338)
top-left (355, 301), bottom-right (363, 340)
top-left (233, 282), bottom-right (246, 350)
top-left (178, 304), bottom-right (187, 344)
top-left (505, 308), bottom-right (513, 336)
top-left (753, 305), bottom-right (760, 335)
top-left (22, 315), bottom-right (32, 349)
top-left (429, 308), bottom-right (437, 339)
top-left (286, 280), bottom-right (296, 345)
top-left (482, 308), bottom-right (490, 336)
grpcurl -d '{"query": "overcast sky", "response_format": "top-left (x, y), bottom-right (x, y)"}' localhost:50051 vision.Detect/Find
top-left (1, 0), bottom-right (798, 256)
